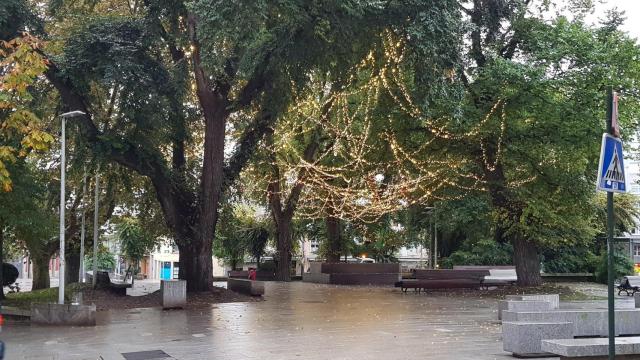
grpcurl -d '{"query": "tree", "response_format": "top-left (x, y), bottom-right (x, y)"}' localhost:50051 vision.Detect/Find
top-left (1, 0), bottom-right (464, 291)
top-left (0, 161), bottom-right (56, 294)
top-left (379, 2), bottom-right (640, 285)
top-left (214, 204), bottom-right (270, 271)
top-left (116, 217), bottom-right (156, 286)
top-left (0, 34), bottom-right (52, 191)
top-left (454, 2), bottom-right (640, 285)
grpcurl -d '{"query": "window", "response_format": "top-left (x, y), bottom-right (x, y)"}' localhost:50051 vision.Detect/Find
top-left (634, 245), bottom-right (640, 256)
top-left (310, 240), bottom-right (319, 251)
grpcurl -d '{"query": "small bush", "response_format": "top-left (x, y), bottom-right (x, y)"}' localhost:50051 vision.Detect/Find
top-left (542, 247), bottom-right (598, 274)
top-left (440, 239), bottom-right (513, 269)
top-left (594, 251), bottom-right (634, 284)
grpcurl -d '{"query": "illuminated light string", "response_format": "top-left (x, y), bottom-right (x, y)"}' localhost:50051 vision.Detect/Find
top-left (238, 30), bottom-right (526, 222)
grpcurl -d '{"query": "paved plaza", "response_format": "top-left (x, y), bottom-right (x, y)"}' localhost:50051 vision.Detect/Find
top-left (4, 281), bottom-right (622, 360)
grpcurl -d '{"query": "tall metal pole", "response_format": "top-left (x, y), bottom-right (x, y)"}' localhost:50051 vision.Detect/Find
top-left (606, 87), bottom-right (615, 360)
top-left (92, 167), bottom-right (100, 287)
top-left (58, 116), bottom-right (66, 305)
top-left (79, 167), bottom-right (87, 283)
top-left (433, 222), bottom-right (438, 269)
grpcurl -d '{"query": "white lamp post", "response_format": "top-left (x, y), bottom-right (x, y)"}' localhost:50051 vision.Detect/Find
top-left (58, 110), bottom-right (85, 304)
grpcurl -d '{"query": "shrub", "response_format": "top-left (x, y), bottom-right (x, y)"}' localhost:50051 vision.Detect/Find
top-left (440, 239), bottom-right (513, 269)
top-left (594, 250), bottom-right (634, 284)
top-left (542, 247), bottom-right (598, 274)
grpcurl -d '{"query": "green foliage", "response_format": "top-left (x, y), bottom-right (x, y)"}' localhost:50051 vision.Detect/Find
top-left (84, 243), bottom-right (116, 271)
top-left (0, 160), bottom-right (56, 259)
top-left (3, 283), bottom-right (85, 310)
top-left (0, 35), bottom-right (53, 191)
top-left (542, 246), bottom-right (598, 274)
top-left (595, 250), bottom-right (634, 284)
top-left (214, 205), bottom-right (271, 269)
top-left (441, 239), bottom-right (513, 269)
top-left (116, 217), bottom-right (155, 263)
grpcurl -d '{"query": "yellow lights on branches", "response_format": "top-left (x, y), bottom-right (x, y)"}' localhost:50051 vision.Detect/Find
top-left (242, 30), bottom-right (526, 222)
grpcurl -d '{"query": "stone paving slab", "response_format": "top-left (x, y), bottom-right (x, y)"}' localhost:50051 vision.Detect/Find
top-left (2, 282), bottom-right (556, 360)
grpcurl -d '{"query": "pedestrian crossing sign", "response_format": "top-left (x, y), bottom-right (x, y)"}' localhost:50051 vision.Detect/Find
top-left (597, 133), bottom-right (627, 193)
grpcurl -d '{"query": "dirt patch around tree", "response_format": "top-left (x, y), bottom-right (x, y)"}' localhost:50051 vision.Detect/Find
top-left (80, 285), bottom-right (261, 311)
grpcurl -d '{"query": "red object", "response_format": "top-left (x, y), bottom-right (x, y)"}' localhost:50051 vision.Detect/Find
top-left (248, 269), bottom-right (257, 281)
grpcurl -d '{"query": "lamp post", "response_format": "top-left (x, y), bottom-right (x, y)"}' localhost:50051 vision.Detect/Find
top-left (58, 110), bottom-right (85, 305)
top-left (79, 167), bottom-right (87, 283)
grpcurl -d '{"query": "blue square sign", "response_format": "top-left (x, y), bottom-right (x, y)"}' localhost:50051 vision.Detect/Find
top-left (597, 133), bottom-right (627, 193)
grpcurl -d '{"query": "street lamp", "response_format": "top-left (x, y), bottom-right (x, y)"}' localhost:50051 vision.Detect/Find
top-left (58, 110), bottom-right (85, 304)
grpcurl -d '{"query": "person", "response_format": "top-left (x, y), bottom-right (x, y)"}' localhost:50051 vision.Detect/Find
top-left (248, 268), bottom-right (257, 281)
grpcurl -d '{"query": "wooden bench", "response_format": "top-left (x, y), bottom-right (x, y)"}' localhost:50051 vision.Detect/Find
top-left (395, 269), bottom-right (489, 293)
top-left (453, 266), bottom-right (517, 287)
top-left (542, 337), bottom-right (640, 359)
top-left (228, 270), bottom-right (249, 278)
top-left (94, 271), bottom-right (132, 295)
top-left (616, 276), bottom-right (640, 296)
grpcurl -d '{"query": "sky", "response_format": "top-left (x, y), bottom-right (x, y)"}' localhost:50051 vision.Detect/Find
top-left (591, 0), bottom-right (640, 40)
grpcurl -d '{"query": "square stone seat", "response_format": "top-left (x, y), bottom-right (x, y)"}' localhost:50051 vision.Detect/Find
top-left (542, 336), bottom-right (640, 359)
top-left (501, 309), bottom-right (640, 337)
top-left (503, 321), bottom-right (573, 357)
top-left (505, 294), bottom-right (560, 309)
top-left (498, 300), bottom-right (552, 320)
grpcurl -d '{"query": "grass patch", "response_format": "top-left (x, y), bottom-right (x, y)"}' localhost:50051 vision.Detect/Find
top-left (3, 283), bottom-right (90, 310)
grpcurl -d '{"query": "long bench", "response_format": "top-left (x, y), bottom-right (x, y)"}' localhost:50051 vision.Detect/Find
top-left (304, 263), bottom-right (401, 285)
top-left (453, 266), bottom-right (517, 286)
top-left (542, 337), bottom-right (640, 359)
top-left (395, 269), bottom-right (489, 293)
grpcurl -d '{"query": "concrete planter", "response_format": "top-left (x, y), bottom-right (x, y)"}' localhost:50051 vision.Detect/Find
top-left (31, 303), bottom-right (96, 326)
top-left (227, 279), bottom-right (265, 296)
top-left (161, 280), bottom-right (187, 309)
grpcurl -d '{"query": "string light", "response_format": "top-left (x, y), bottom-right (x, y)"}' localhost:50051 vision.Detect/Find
top-left (239, 30), bottom-right (528, 222)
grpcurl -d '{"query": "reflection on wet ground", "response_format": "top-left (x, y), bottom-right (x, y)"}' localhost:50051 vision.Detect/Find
top-left (4, 282), bottom-right (534, 359)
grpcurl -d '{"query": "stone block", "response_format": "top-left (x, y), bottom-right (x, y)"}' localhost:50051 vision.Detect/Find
top-left (502, 321), bottom-right (573, 357)
top-left (498, 300), bottom-right (552, 320)
top-left (31, 303), bottom-right (96, 326)
top-left (505, 294), bottom-right (560, 309)
top-left (502, 309), bottom-right (640, 337)
top-left (302, 272), bottom-right (330, 284)
top-left (634, 293), bottom-right (640, 308)
top-left (309, 262), bottom-right (322, 274)
top-left (542, 336), bottom-right (640, 358)
top-left (161, 280), bottom-right (187, 309)
top-left (227, 278), bottom-right (265, 296)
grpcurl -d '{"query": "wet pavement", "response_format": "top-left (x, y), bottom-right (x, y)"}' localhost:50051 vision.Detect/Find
top-left (4, 282), bottom-right (540, 360)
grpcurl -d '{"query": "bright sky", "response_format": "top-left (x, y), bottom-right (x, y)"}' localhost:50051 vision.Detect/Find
top-left (592, 0), bottom-right (640, 40)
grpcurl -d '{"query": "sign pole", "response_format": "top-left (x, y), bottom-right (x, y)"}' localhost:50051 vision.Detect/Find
top-left (605, 87), bottom-right (615, 360)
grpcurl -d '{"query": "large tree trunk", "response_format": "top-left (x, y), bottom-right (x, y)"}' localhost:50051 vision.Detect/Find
top-left (513, 236), bottom-right (542, 286)
top-left (186, 15), bottom-right (229, 293)
top-left (65, 245), bottom-right (80, 284)
top-left (274, 216), bottom-right (292, 281)
top-left (32, 255), bottom-right (51, 290)
top-left (178, 240), bottom-right (213, 292)
top-left (325, 216), bottom-right (342, 262)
